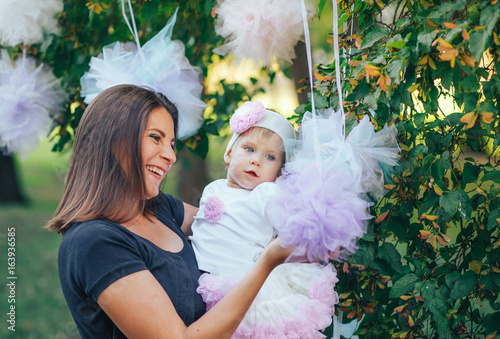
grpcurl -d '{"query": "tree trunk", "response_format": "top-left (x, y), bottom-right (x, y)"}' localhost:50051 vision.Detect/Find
top-left (0, 152), bottom-right (26, 204)
top-left (292, 41), bottom-right (309, 105)
top-left (176, 147), bottom-right (209, 207)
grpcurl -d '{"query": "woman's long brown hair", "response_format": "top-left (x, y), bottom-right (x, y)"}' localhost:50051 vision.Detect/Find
top-left (47, 85), bottom-right (178, 233)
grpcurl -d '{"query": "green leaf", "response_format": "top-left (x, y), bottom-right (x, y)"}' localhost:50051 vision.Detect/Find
top-left (445, 271), bottom-right (460, 289)
top-left (487, 208), bottom-right (500, 231)
top-left (363, 243), bottom-right (376, 267)
top-left (387, 34), bottom-right (406, 51)
top-left (424, 289), bottom-right (449, 337)
top-left (481, 170), bottom-right (500, 183)
top-left (390, 273), bottom-right (419, 298)
top-left (460, 75), bottom-right (481, 93)
top-left (408, 144), bottom-right (428, 160)
top-left (430, 0), bottom-right (467, 18)
top-left (387, 58), bottom-right (404, 84)
top-left (480, 3), bottom-right (500, 40)
top-left (417, 31), bottom-right (437, 54)
top-left (396, 17), bottom-right (410, 30)
top-left (345, 82), bottom-right (371, 102)
top-left (449, 271), bottom-right (477, 300)
top-left (360, 27), bottom-right (390, 49)
top-left (439, 190), bottom-right (470, 217)
top-left (317, 0), bottom-right (327, 19)
top-left (485, 312), bottom-right (500, 334)
top-left (469, 30), bottom-right (487, 63)
top-left (363, 93), bottom-right (378, 110)
top-left (420, 280), bottom-right (436, 300)
top-left (462, 162), bottom-right (478, 185)
top-left (377, 243), bottom-right (403, 274)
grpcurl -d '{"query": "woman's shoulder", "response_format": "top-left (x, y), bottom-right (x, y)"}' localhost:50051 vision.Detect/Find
top-left (61, 219), bottom-right (132, 251)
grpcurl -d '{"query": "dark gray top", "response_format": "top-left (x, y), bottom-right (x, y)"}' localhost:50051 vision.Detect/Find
top-left (58, 193), bottom-right (205, 338)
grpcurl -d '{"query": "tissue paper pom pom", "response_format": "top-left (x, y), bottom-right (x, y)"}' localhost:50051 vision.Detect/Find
top-left (80, 10), bottom-right (206, 140)
top-left (229, 101), bottom-right (266, 133)
top-left (214, 0), bottom-right (310, 66)
top-left (0, 0), bottom-right (63, 47)
top-left (271, 162), bottom-right (372, 262)
top-left (0, 51), bottom-right (66, 160)
top-left (347, 116), bottom-right (400, 198)
top-left (270, 109), bottom-right (400, 262)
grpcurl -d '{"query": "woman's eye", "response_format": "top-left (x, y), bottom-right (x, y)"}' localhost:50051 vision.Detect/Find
top-left (265, 155), bottom-right (275, 161)
top-left (149, 134), bottom-right (160, 142)
top-left (244, 147), bottom-right (254, 153)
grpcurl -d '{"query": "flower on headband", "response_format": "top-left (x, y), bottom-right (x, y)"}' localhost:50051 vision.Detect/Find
top-left (229, 101), bottom-right (266, 134)
top-left (204, 196), bottom-right (224, 223)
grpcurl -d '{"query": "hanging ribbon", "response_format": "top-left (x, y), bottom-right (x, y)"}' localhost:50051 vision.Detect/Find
top-left (300, 0), bottom-right (321, 162)
top-left (300, 0), bottom-right (346, 162)
top-left (121, 0), bottom-right (146, 64)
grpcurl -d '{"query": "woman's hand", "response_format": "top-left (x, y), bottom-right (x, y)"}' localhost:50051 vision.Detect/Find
top-left (258, 237), bottom-right (294, 269)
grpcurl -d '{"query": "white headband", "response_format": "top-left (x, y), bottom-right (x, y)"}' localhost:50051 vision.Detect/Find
top-left (224, 101), bottom-right (297, 157)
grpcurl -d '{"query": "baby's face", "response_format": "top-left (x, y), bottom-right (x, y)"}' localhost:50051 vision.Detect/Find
top-left (224, 131), bottom-right (284, 190)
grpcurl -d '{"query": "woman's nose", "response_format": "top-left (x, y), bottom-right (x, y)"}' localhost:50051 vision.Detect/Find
top-left (161, 145), bottom-right (176, 164)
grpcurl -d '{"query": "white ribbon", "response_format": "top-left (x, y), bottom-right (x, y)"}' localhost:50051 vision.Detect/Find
top-left (300, 1), bottom-right (346, 337)
top-left (300, 0), bottom-right (346, 162)
top-left (121, 0), bottom-right (146, 63)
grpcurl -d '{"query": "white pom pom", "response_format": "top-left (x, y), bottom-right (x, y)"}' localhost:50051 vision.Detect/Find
top-left (80, 10), bottom-right (206, 140)
top-left (0, 0), bottom-right (63, 46)
top-left (214, 0), bottom-right (311, 66)
top-left (0, 50), bottom-right (66, 160)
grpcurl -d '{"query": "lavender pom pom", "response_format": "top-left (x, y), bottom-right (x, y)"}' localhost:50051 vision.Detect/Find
top-left (272, 162), bottom-right (372, 262)
top-left (0, 51), bottom-right (65, 160)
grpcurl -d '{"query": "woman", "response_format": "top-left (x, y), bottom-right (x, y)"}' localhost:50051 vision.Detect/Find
top-left (48, 84), bottom-right (292, 338)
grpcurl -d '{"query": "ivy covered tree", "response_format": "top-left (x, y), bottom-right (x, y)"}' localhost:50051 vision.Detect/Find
top-left (307, 0), bottom-right (499, 337)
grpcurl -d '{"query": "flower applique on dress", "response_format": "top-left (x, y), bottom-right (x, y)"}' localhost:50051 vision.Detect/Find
top-left (204, 196), bottom-right (225, 223)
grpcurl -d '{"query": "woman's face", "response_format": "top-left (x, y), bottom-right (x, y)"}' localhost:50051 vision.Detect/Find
top-left (142, 107), bottom-right (176, 199)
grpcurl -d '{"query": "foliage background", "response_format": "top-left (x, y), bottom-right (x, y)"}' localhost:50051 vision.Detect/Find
top-left (0, 0), bottom-right (499, 338)
top-left (316, 0), bottom-right (500, 337)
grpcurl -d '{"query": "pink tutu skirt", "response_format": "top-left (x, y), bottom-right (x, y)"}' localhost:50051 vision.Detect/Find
top-left (197, 262), bottom-right (338, 339)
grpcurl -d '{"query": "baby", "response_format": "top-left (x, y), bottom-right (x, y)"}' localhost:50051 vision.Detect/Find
top-left (190, 101), bottom-right (338, 338)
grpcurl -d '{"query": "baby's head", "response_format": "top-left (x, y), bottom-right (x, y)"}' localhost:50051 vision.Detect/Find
top-left (224, 101), bottom-right (296, 190)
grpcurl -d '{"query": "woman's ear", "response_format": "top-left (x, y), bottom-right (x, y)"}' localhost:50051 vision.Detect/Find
top-left (224, 149), bottom-right (232, 165)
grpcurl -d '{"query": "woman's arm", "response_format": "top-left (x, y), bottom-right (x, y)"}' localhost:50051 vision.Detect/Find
top-left (97, 238), bottom-right (290, 339)
top-left (181, 202), bottom-right (198, 237)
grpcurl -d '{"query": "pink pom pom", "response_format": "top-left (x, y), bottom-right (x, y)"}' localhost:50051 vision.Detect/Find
top-left (229, 101), bottom-right (266, 133)
top-left (213, 0), bottom-right (312, 66)
top-left (204, 196), bottom-right (224, 223)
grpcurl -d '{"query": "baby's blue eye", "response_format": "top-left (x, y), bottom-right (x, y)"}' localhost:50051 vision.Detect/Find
top-left (244, 147), bottom-right (254, 153)
top-left (265, 155), bottom-right (275, 161)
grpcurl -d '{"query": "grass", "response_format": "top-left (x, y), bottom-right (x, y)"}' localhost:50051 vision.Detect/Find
top-left (0, 140), bottom-right (77, 338)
